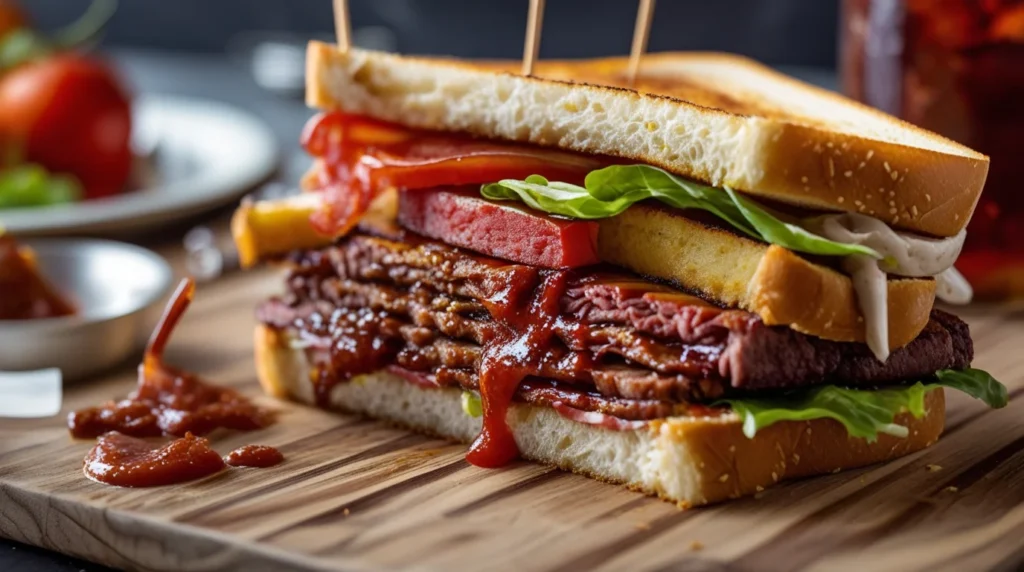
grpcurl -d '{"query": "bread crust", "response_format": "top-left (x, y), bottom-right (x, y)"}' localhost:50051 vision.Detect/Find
top-left (598, 206), bottom-right (936, 348)
top-left (255, 325), bottom-right (945, 507)
top-left (305, 41), bottom-right (987, 238)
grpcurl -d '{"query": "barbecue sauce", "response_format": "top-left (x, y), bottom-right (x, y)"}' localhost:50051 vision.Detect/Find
top-left (0, 235), bottom-right (75, 320)
top-left (69, 279), bottom-right (274, 439)
top-left (283, 239), bottom-right (732, 467)
top-left (308, 307), bottom-right (405, 407)
top-left (84, 432), bottom-right (226, 488)
top-left (225, 445), bottom-right (284, 468)
top-left (71, 279), bottom-right (281, 487)
top-left (467, 271), bottom-right (593, 468)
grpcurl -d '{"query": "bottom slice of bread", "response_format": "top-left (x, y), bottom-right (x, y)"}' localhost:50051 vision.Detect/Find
top-left (255, 325), bottom-right (945, 507)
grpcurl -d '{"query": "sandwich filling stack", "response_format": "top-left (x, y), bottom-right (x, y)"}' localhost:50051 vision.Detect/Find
top-left (234, 42), bottom-right (1007, 506)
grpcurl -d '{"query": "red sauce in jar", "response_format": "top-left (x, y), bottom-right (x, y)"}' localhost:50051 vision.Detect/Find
top-left (841, 0), bottom-right (1024, 298)
top-left (83, 432), bottom-right (226, 488)
top-left (225, 445), bottom-right (284, 468)
top-left (68, 279), bottom-right (274, 439)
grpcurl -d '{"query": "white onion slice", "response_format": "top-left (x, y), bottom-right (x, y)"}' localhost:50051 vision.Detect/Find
top-left (803, 212), bottom-right (972, 362)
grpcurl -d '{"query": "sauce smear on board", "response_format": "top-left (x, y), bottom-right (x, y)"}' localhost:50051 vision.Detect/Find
top-left (225, 445), bottom-right (285, 468)
top-left (84, 432), bottom-right (226, 488)
top-left (68, 279), bottom-right (275, 439)
top-left (71, 278), bottom-right (282, 487)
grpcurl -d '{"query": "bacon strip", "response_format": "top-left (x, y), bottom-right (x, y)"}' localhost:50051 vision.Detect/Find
top-left (300, 112), bottom-right (605, 236)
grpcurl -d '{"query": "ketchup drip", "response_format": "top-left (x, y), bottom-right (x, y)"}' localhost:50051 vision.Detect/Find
top-left (467, 271), bottom-right (593, 468)
top-left (69, 279), bottom-right (274, 439)
top-left (71, 279), bottom-right (282, 488)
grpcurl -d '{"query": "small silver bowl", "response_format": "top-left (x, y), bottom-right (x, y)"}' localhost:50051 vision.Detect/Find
top-left (0, 239), bottom-right (174, 382)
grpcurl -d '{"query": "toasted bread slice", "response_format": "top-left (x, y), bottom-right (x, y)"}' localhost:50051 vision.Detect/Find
top-left (306, 41), bottom-right (987, 238)
top-left (255, 324), bottom-right (945, 507)
top-left (232, 197), bottom-right (935, 346)
top-left (599, 205), bottom-right (935, 348)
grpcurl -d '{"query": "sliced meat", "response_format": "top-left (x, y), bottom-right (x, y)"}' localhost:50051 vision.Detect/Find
top-left (385, 366), bottom-right (693, 421)
top-left (397, 188), bottom-right (600, 268)
top-left (564, 276), bottom-right (973, 389)
top-left (269, 301), bottom-right (728, 403)
top-left (272, 234), bottom-right (974, 396)
top-left (592, 367), bottom-right (723, 402)
top-left (517, 380), bottom-right (684, 420)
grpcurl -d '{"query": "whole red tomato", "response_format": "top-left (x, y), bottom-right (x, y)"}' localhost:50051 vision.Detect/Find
top-left (0, 53), bottom-right (132, 199)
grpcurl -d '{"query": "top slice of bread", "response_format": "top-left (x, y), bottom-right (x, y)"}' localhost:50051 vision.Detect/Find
top-left (306, 41), bottom-right (988, 238)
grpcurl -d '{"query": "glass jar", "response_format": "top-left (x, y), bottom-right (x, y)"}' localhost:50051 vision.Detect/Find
top-left (840, 0), bottom-right (1024, 299)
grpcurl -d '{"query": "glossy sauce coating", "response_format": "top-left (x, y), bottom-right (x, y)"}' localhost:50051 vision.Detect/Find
top-left (225, 445), bottom-right (284, 468)
top-left (468, 271), bottom-right (593, 468)
top-left (83, 432), bottom-right (225, 488)
top-left (287, 240), bottom-right (729, 467)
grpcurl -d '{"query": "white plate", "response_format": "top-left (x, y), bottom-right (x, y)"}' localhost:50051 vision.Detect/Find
top-left (0, 95), bottom-right (279, 235)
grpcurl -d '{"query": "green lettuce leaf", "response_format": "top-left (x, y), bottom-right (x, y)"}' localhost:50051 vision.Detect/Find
top-left (0, 165), bottom-right (81, 209)
top-left (934, 368), bottom-right (1008, 408)
top-left (721, 368), bottom-right (1008, 441)
top-left (481, 164), bottom-right (881, 259)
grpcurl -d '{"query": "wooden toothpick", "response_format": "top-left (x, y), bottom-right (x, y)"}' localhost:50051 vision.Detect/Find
top-left (522, 0), bottom-right (546, 76)
top-left (627, 0), bottom-right (656, 86)
top-left (333, 0), bottom-right (351, 52)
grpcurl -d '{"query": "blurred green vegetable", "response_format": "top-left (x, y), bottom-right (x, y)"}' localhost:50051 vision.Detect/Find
top-left (461, 391), bottom-right (483, 418)
top-left (0, 0), bottom-right (117, 71)
top-left (0, 164), bottom-right (81, 208)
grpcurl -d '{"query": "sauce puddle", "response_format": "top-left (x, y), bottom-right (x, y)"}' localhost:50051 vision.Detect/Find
top-left (84, 432), bottom-right (225, 487)
top-left (71, 278), bottom-right (282, 487)
top-left (225, 445), bottom-right (285, 468)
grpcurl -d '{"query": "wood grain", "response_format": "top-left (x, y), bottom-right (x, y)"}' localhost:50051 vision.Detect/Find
top-left (1, 267), bottom-right (1022, 572)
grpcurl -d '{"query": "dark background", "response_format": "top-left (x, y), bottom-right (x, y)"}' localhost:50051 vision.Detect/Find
top-left (4, 1), bottom-right (841, 570)
top-left (26, 0), bottom-right (841, 66)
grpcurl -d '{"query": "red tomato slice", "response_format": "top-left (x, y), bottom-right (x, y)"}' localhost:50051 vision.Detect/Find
top-left (300, 112), bottom-right (605, 236)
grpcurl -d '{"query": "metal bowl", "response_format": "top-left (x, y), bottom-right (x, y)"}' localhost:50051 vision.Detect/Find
top-left (0, 239), bottom-right (174, 382)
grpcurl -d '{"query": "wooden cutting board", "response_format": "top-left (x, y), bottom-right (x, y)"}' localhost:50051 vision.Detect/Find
top-left (1, 268), bottom-right (1023, 572)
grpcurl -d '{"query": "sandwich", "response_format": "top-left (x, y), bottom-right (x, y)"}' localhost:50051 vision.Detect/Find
top-left (232, 42), bottom-right (1008, 506)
